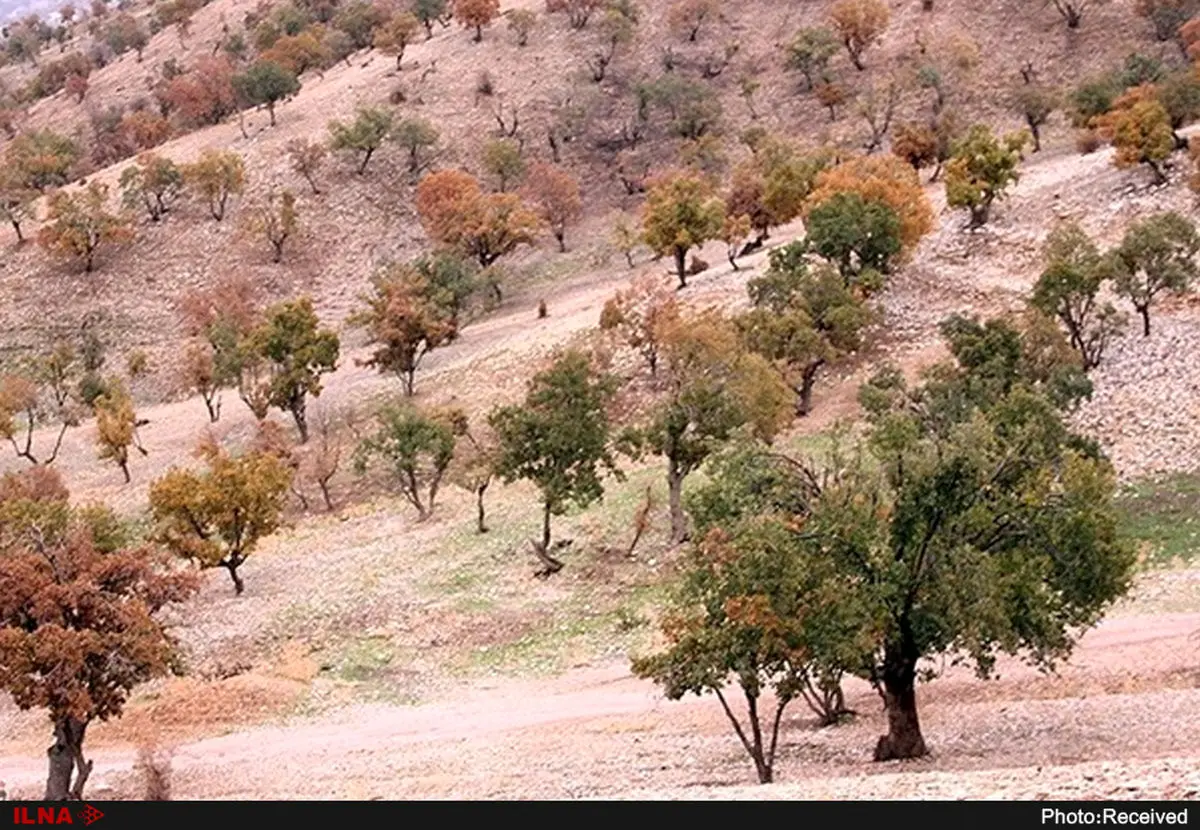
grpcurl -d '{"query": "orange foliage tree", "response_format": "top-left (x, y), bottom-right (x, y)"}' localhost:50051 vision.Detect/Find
top-left (829, 0), bottom-right (889, 71)
top-left (522, 162), bottom-right (582, 252)
top-left (415, 169), bottom-right (541, 286)
top-left (162, 56), bottom-right (238, 128)
top-left (0, 466), bottom-right (198, 800)
top-left (806, 154), bottom-right (933, 257)
top-left (37, 182), bottom-right (134, 273)
top-left (452, 0), bottom-right (500, 41)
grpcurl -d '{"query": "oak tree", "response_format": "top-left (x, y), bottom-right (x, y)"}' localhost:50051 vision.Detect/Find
top-left (328, 105), bottom-right (394, 174)
top-left (943, 124), bottom-right (1028, 228)
top-left (829, 0), bottom-right (888, 71)
top-left (243, 297), bottom-right (340, 442)
top-left (353, 403), bottom-right (461, 519)
top-left (285, 137), bottom-right (327, 194)
top-left (522, 162), bottom-right (582, 252)
top-left (452, 0), bottom-right (500, 42)
top-left (1104, 211), bottom-right (1199, 336)
top-left (38, 182), bottom-right (134, 273)
top-left (640, 169), bottom-right (726, 289)
top-left (0, 467), bottom-right (197, 800)
top-left (350, 263), bottom-right (458, 396)
top-left (1031, 221), bottom-right (1125, 369)
top-left (149, 440), bottom-right (293, 595)
top-left (233, 60), bottom-right (301, 126)
top-left (738, 246), bottom-right (873, 416)
top-left (489, 350), bottom-right (619, 575)
top-left (183, 149), bottom-right (246, 221)
top-left (119, 153), bottom-right (184, 222)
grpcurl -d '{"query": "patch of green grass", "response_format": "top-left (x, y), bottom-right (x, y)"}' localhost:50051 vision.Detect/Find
top-left (1116, 473), bottom-right (1200, 567)
top-left (326, 635), bottom-right (396, 683)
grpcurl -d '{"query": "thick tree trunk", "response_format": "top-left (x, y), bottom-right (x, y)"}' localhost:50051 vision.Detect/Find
top-left (555, 229), bottom-right (566, 252)
top-left (673, 246), bottom-right (688, 289)
top-left (970, 201), bottom-right (990, 228)
top-left (268, 102), bottom-right (276, 126)
top-left (873, 646), bottom-right (928, 761)
top-left (119, 458), bottom-right (130, 483)
top-left (541, 499), bottom-right (552, 551)
top-left (224, 560), bottom-right (245, 595)
top-left (796, 365), bottom-right (820, 417)
top-left (1139, 305), bottom-right (1152, 337)
top-left (1028, 121), bottom-right (1041, 152)
top-left (45, 718), bottom-right (91, 801)
top-left (667, 460), bottom-right (687, 545)
top-left (10, 218), bottom-right (22, 242)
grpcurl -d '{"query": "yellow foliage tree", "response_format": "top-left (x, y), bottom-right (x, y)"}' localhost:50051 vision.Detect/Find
top-left (148, 440), bottom-right (293, 595)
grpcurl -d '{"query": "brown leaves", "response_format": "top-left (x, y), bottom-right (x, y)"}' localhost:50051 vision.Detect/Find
top-left (0, 469), bottom-right (198, 726)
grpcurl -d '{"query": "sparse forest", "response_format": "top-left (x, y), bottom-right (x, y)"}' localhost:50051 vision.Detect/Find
top-left (1, 0), bottom-right (1200, 802)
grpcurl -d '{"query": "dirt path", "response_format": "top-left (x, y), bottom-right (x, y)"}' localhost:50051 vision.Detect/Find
top-left (2, 610), bottom-right (1196, 799)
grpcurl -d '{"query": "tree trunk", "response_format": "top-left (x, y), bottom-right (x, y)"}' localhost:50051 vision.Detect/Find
top-left (358, 148), bottom-right (374, 175)
top-left (673, 246), bottom-right (688, 289)
top-left (970, 201), bottom-right (990, 228)
top-left (1028, 121), bottom-right (1041, 152)
top-left (292, 402), bottom-right (309, 443)
top-left (224, 560), bottom-right (245, 595)
top-left (796, 362), bottom-right (822, 416)
top-left (45, 718), bottom-right (91, 801)
top-left (119, 458), bottom-right (130, 483)
top-left (268, 101), bottom-right (276, 126)
top-left (667, 459), bottom-right (687, 545)
top-left (475, 483), bottom-right (489, 533)
top-left (319, 478), bottom-right (335, 511)
top-left (10, 217), bottom-right (22, 242)
top-left (402, 369), bottom-right (416, 396)
top-left (848, 47), bottom-right (864, 71)
top-left (555, 229), bottom-right (566, 252)
top-left (541, 498), bottom-right (552, 551)
top-left (474, 25), bottom-right (482, 42)
top-left (1139, 305), bottom-right (1151, 337)
top-left (873, 646), bottom-right (928, 761)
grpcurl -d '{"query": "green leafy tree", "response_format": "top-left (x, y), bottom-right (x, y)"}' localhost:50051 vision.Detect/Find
top-left (354, 403), bottom-right (461, 519)
top-left (412, 0), bottom-right (450, 39)
top-left (626, 309), bottom-right (791, 544)
top-left (1031, 222), bottom-right (1125, 369)
top-left (234, 61), bottom-right (301, 126)
top-left (786, 27), bottom-right (838, 91)
top-left (804, 192), bottom-right (902, 287)
top-left (489, 350), bottom-right (619, 575)
top-left (641, 169), bottom-right (726, 289)
top-left (632, 448), bottom-right (863, 782)
top-left (481, 138), bottom-right (525, 192)
top-left (119, 152), bottom-right (184, 222)
top-left (244, 298), bottom-right (340, 442)
top-left (149, 440), bottom-right (293, 595)
top-left (738, 246), bottom-right (874, 416)
top-left (1104, 211), bottom-right (1200, 337)
top-left (390, 116), bottom-right (440, 175)
top-left (328, 105), bottom-right (394, 174)
top-left (944, 124), bottom-right (1028, 227)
